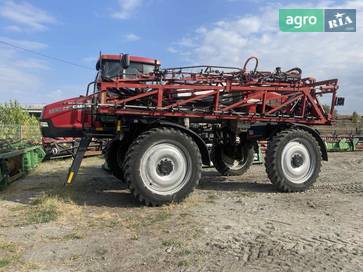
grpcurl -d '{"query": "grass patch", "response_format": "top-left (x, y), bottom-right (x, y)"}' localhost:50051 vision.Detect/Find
top-left (148, 210), bottom-right (170, 224)
top-left (62, 233), bottom-right (83, 240)
top-left (125, 209), bottom-right (171, 230)
top-left (0, 258), bottom-right (11, 268)
top-left (0, 241), bottom-right (19, 269)
top-left (8, 205), bottom-right (28, 212)
top-left (177, 260), bottom-right (189, 267)
top-left (45, 232), bottom-right (83, 241)
top-left (175, 249), bottom-right (191, 257)
top-left (27, 195), bottom-right (61, 224)
top-left (86, 212), bottom-right (120, 229)
top-left (0, 242), bottom-right (16, 252)
top-left (162, 239), bottom-right (181, 247)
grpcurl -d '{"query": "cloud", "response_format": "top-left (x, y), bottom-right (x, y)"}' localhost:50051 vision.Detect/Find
top-left (46, 84), bottom-right (86, 102)
top-left (167, 46), bottom-right (178, 54)
top-left (46, 89), bottom-right (63, 100)
top-left (0, 37), bottom-right (49, 102)
top-left (0, 1), bottom-right (56, 32)
top-left (0, 36), bottom-right (48, 50)
top-left (14, 58), bottom-right (49, 70)
top-left (0, 66), bottom-right (42, 101)
top-left (168, 0), bottom-right (363, 113)
top-left (124, 33), bottom-right (140, 41)
top-left (3, 25), bottom-right (22, 32)
top-left (112, 0), bottom-right (143, 19)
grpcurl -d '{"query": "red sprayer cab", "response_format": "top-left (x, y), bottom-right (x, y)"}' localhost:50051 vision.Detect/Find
top-left (40, 54), bottom-right (160, 138)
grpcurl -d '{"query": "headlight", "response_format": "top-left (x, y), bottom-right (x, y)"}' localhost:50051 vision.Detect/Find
top-left (40, 121), bottom-right (49, 128)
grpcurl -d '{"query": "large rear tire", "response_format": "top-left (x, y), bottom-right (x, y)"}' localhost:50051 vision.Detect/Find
top-left (105, 140), bottom-right (128, 181)
top-left (265, 129), bottom-right (321, 192)
top-left (123, 127), bottom-right (202, 206)
top-left (211, 143), bottom-right (254, 176)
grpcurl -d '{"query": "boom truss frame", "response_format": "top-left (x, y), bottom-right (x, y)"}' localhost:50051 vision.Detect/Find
top-left (89, 65), bottom-right (338, 126)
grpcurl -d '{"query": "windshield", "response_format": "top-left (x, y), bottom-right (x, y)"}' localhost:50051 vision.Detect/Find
top-left (101, 60), bottom-right (156, 79)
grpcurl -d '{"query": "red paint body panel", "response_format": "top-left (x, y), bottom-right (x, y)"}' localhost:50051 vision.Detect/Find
top-left (41, 96), bottom-right (93, 137)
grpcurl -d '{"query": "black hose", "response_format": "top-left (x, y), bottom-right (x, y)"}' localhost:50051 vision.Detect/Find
top-left (286, 67), bottom-right (302, 75)
top-left (242, 56), bottom-right (259, 74)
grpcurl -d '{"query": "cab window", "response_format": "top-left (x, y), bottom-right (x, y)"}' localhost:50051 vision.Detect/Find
top-left (100, 60), bottom-right (155, 79)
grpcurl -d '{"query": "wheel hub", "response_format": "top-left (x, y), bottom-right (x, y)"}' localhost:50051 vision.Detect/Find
top-left (139, 142), bottom-right (192, 195)
top-left (291, 154), bottom-right (304, 168)
top-left (157, 158), bottom-right (174, 176)
top-left (281, 140), bottom-right (316, 184)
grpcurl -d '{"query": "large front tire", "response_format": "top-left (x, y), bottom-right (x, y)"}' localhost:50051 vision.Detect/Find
top-left (265, 129), bottom-right (321, 192)
top-left (123, 127), bottom-right (202, 206)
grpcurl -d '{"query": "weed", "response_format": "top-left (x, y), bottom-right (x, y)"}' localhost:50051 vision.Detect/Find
top-left (162, 239), bottom-right (181, 247)
top-left (177, 260), bottom-right (189, 267)
top-left (62, 233), bottom-right (83, 240)
top-left (0, 242), bottom-right (16, 252)
top-left (0, 258), bottom-right (11, 268)
top-left (176, 249), bottom-right (191, 256)
top-left (0, 242), bottom-right (19, 269)
top-left (46, 232), bottom-right (83, 241)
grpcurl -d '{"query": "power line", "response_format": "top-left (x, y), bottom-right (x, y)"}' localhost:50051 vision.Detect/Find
top-left (0, 39), bottom-right (94, 71)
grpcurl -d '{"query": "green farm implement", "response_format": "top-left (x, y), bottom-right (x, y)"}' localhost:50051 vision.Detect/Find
top-left (323, 137), bottom-right (360, 152)
top-left (0, 141), bottom-right (46, 188)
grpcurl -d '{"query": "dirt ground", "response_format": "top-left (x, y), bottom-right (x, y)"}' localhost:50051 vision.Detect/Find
top-left (0, 152), bottom-right (362, 272)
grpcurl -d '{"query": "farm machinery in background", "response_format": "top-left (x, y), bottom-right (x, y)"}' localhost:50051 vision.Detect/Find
top-left (0, 140), bottom-right (45, 188)
top-left (40, 53), bottom-right (343, 206)
top-left (323, 135), bottom-right (360, 152)
top-left (42, 137), bottom-right (105, 159)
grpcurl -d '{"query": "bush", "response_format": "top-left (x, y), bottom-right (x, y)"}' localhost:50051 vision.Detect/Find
top-left (0, 100), bottom-right (38, 126)
top-left (0, 100), bottom-right (40, 141)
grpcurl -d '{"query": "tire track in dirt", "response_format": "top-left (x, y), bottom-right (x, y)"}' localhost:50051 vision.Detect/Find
top-left (313, 182), bottom-right (363, 194)
top-left (209, 231), bottom-right (363, 271)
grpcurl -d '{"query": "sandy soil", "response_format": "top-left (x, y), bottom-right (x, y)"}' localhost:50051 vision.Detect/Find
top-left (0, 152), bottom-right (362, 272)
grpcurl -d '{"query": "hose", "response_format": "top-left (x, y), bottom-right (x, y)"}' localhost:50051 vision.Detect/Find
top-left (242, 56), bottom-right (259, 74)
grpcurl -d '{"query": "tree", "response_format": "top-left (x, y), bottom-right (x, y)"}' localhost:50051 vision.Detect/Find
top-left (0, 100), bottom-right (38, 126)
top-left (322, 104), bottom-right (338, 118)
top-left (352, 111), bottom-right (361, 123)
top-left (0, 100), bottom-right (40, 140)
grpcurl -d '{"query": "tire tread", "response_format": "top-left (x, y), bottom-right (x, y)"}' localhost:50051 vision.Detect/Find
top-left (265, 129), bottom-right (322, 192)
top-left (123, 127), bottom-right (202, 206)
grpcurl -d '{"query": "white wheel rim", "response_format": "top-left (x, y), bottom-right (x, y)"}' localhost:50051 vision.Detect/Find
top-left (221, 148), bottom-right (246, 170)
top-left (281, 140), bottom-right (316, 184)
top-left (140, 142), bottom-right (192, 195)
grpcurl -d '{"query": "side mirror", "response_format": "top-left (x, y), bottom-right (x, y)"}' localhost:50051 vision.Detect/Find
top-left (121, 54), bottom-right (130, 69)
top-left (335, 97), bottom-right (345, 106)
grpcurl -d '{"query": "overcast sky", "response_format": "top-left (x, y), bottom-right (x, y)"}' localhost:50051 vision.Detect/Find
top-left (0, 0), bottom-right (361, 113)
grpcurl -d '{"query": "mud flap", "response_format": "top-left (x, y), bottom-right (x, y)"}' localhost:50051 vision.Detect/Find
top-left (65, 136), bottom-right (91, 185)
